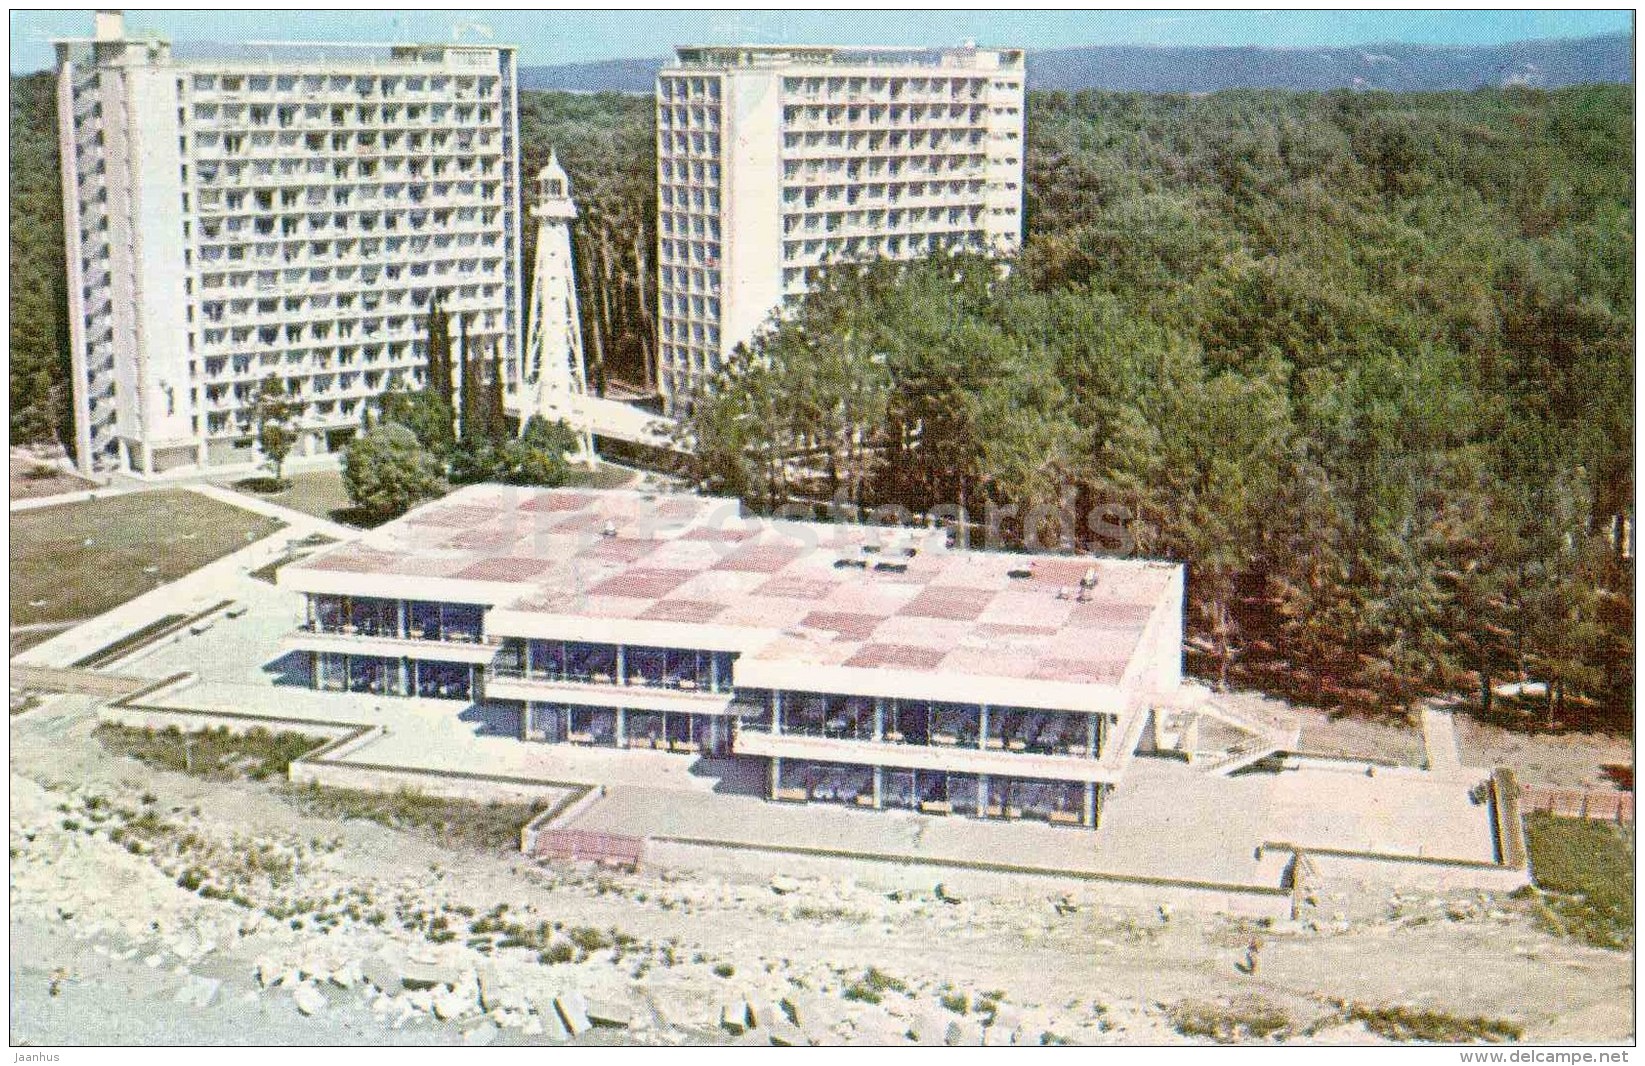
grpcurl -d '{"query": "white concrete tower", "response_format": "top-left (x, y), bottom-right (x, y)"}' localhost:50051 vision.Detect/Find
top-left (523, 152), bottom-right (592, 457)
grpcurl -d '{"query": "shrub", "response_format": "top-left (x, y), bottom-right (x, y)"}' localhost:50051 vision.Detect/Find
top-left (566, 926), bottom-right (612, 952)
top-left (1170, 998), bottom-right (1290, 1043)
top-left (1344, 1003), bottom-right (1523, 1043)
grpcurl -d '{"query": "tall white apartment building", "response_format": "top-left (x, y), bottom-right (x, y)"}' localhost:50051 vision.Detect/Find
top-left (654, 44), bottom-right (1025, 410)
top-left (55, 12), bottom-right (523, 475)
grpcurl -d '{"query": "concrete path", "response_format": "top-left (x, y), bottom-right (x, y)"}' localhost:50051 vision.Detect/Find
top-left (1420, 703), bottom-right (1464, 774)
top-left (13, 525), bottom-right (352, 674)
top-left (182, 481), bottom-right (359, 541)
top-left (13, 480), bottom-right (359, 671)
top-left (10, 485), bottom-right (143, 512)
top-left (11, 666), bottom-right (147, 699)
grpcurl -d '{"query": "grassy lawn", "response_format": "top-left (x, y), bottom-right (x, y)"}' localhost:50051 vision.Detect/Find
top-left (1524, 812), bottom-right (1634, 950)
top-left (10, 490), bottom-right (284, 629)
top-left (563, 462), bottom-right (639, 490)
top-left (229, 468), bottom-right (369, 527)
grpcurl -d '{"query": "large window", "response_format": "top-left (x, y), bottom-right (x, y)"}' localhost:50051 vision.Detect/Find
top-left (504, 640), bottom-right (733, 692)
top-left (411, 660), bottom-right (471, 700)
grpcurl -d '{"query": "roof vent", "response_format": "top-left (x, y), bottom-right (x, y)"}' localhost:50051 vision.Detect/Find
top-left (601, 520), bottom-right (618, 538)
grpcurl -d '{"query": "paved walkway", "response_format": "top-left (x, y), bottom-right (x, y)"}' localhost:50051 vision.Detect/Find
top-left (1420, 703), bottom-right (1465, 774)
top-left (12, 496), bottom-right (355, 672)
top-left (9, 485), bottom-right (142, 512)
top-left (11, 666), bottom-right (147, 699)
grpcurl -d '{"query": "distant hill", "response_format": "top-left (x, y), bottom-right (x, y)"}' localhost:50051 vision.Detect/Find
top-left (519, 56), bottom-right (663, 94)
top-left (1026, 33), bottom-right (1634, 93)
top-left (519, 32), bottom-right (1631, 94)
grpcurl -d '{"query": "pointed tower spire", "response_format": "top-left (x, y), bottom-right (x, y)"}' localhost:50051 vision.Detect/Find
top-left (523, 149), bottom-right (593, 461)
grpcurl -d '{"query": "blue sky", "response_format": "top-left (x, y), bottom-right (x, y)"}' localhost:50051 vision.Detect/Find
top-left (11, 8), bottom-right (1634, 74)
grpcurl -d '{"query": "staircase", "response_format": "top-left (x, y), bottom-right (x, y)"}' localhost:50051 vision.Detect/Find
top-left (1163, 692), bottom-right (1300, 776)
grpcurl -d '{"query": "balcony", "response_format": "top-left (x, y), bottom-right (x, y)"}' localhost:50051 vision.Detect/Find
top-left (735, 730), bottom-right (1123, 785)
top-left (284, 624), bottom-right (500, 665)
top-left (486, 669), bottom-right (737, 715)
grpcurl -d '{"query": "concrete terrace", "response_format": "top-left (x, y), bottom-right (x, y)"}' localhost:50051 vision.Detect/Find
top-left (123, 668), bottom-right (1495, 889)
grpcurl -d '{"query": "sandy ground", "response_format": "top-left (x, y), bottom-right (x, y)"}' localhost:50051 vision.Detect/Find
top-left (9, 693), bottom-right (1633, 1047)
top-left (1223, 689), bottom-right (1632, 790)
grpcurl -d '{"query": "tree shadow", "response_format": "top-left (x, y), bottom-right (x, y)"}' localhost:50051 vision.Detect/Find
top-left (326, 504), bottom-right (377, 528)
top-left (687, 755), bottom-right (767, 797)
top-left (458, 702), bottom-right (520, 738)
top-left (261, 649), bottom-right (312, 688)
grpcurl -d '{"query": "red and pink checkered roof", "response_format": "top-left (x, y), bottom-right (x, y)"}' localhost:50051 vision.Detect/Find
top-left (289, 485), bottom-right (1180, 686)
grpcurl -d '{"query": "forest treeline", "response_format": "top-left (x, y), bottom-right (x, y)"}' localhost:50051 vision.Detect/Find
top-left (9, 77), bottom-right (1632, 723)
top-left (684, 87), bottom-right (1634, 725)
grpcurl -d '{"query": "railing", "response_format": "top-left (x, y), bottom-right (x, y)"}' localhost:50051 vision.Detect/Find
top-left (745, 718), bottom-right (1098, 759)
top-left (528, 828), bottom-right (643, 870)
top-left (1520, 784), bottom-right (1633, 823)
top-left (296, 622), bottom-right (494, 646)
top-left (489, 665), bottom-right (730, 696)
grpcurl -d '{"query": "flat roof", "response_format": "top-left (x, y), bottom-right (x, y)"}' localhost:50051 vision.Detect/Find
top-left (283, 485), bottom-right (1179, 692)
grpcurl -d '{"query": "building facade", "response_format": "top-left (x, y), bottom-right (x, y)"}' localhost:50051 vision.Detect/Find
top-left (55, 12), bottom-right (523, 475)
top-left (278, 485), bottom-right (1190, 830)
top-left (654, 44), bottom-right (1025, 410)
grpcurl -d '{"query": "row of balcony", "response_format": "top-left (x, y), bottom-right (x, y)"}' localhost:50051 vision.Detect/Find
top-left (192, 168), bottom-right (504, 191)
top-left (199, 239), bottom-right (504, 266)
top-left (191, 111), bottom-right (499, 132)
top-left (197, 325), bottom-right (506, 359)
top-left (195, 139), bottom-right (503, 164)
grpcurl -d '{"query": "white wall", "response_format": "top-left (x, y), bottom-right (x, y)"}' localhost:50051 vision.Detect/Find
top-left (719, 70), bottom-right (784, 359)
top-left (126, 65), bottom-right (193, 449)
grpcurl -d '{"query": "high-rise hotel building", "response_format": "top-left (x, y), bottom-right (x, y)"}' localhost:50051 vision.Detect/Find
top-left (654, 44), bottom-right (1025, 411)
top-left (55, 12), bottom-right (523, 475)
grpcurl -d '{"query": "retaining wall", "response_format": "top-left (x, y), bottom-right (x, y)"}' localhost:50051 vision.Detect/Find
top-left (645, 836), bottom-right (1293, 917)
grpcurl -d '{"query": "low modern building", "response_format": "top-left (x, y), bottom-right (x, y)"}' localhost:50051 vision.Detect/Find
top-left (54, 11), bottom-right (523, 475)
top-left (277, 485), bottom-right (1196, 829)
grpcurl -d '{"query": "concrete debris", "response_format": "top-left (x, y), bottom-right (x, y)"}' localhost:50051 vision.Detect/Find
top-left (168, 930), bottom-right (201, 959)
top-left (587, 998), bottom-right (633, 1029)
top-left (474, 963), bottom-right (502, 1011)
top-left (399, 959), bottom-right (461, 992)
top-left (328, 960), bottom-right (362, 990)
top-left (462, 1021), bottom-right (499, 1046)
top-left (780, 992), bottom-right (821, 1029)
top-left (433, 986), bottom-right (476, 1021)
top-left (535, 998), bottom-right (572, 1042)
top-left (719, 998), bottom-right (752, 1034)
top-left (173, 975), bottom-right (220, 1009)
top-left (255, 956), bottom-right (283, 989)
top-left (555, 991), bottom-right (592, 1036)
top-left (360, 953), bottom-right (402, 995)
top-left (765, 1017), bottom-right (811, 1046)
top-left (292, 982), bottom-right (327, 1016)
